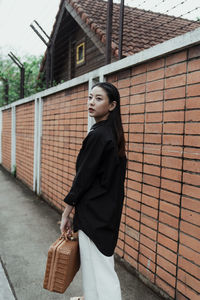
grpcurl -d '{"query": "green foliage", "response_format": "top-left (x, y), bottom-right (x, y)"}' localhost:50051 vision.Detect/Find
top-left (0, 52), bottom-right (45, 107)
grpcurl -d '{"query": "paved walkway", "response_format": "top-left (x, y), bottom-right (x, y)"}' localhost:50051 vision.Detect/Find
top-left (0, 165), bottom-right (165, 300)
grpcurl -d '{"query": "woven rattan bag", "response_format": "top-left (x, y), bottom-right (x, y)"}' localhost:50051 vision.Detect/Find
top-left (43, 230), bottom-right (80, 293)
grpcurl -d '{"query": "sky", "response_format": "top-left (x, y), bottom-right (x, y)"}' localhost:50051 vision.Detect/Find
top-left (0, 0), bottom-right (200, 58)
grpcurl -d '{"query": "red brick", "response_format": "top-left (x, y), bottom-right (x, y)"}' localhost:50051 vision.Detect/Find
top-left (140, 244), bottom-right (156, 262)
top-left (162, 156), bottom-right (182, 169)
top-left (163, 134), bottom-right (183, 146)
top-left (163, 123), bottom-right (184, 134)
top-left (180, 220), bottom-right (200, 240)
top-left (141, 215), bottom-right (157, 232)
top-left (185, 122), bottom-right (200, 135)
top-left (144, 164), bottom-right (160, 176)
top-left (187, 84), bottom-right (200, 97)
top-left (183, 159), bottom-right (200, 172)
top-left (129, 104), bottom-right (144, 114)
top-left (146, 101), bottom-right (163, 112)
top-left (147, 79), bottom-right (164, 92)
top-left (188, 58), bottom-right (200, 72)
top-left (127, 179), bottom-right (142, 191)
top-left (129, 133), bottom-right (143, 143)
top-left (161, 168), bottom-right (182, 181)
top-left (118, 78), bottom-right (131, 88)
top-left (129, 123), bottom-right (144, 132)
top-left (187, 70), bottom-right (200, 85)
top-left (139, 253), bottom-right (156, 273)
top-left (177, 280), bottom-right (200, 300)
top-left (165, 86), bottom-right (185, 100)
top-left (157, 244), bottom-right (177, 264)
top-left (159, 211), bottom-right (179, 228)
top-left (156, 265), bottom-right (176, 287)
top-left (132, 64), bottom-right (147, 75)
top-left (180, 232), bottom-right (200, 253)
top-left (184, 135), bottom-right (200, 148)
top-left (182, 184), bottom-right (200, 200)
top-left (145, 112), bottom-right (162, 122)
top-left (156, 276), bottom-right (175, 298)
top-left (162, 145), bottom-right (183, 157)
top-left (164, 111), bottom-right (184, 122)
top-left (179, 244), bottom-right (200, 266)
top-left (158, 233), bottom-right (178, 252)
top-left (166, 74), bottom-right (186, 89)
top-left (182, 196), bottom-right (200, 213)
top-left (124, 243), bottom-right (138, 259)
top-left (126, 189), bottom-right (141, 203)
top-left (144, 133), bottom-right (161, 144)
top-left (145, 123), bottom-right (162, 133)
top-left (160, 189), bottom-right (180, 205)
top-left (166, 51), bottom-right (187, 66)
top-left (188, 45), bottom-right (200, 59)
top-left (130, 93), bottom-right (145, 104)
top-left (141, 204), bottom-right (158, 219)
top-left (128, 151), bottom-right (143, 162)
top-left (125, 234), bottom-right (139, 250)
top-left (146, 90), bottom-right (163, 102)
top-left (157, 254), bottom-right (177, 275)
top-left (144, 153), bottom-right (161, 165)
top-left (142, 194), bottom-right (159, 209)
top-left (161, 178), bottom-right (181, 193)
top-left (129, 113), bottom-right (145, 123)
top-left (131, 84), bottom-right (146, 94)
top-left (143, 184), bottom-right (159, 198)
top-left (131, 73), bottom-right (146, 85)
top-left (140, 234), bottom-right (156, 251)
top-left (147, 68), bottom-right (164, 81)
top-left (141, 224), bottom-right (157, 240)
top-left (186, 97), bottom-right (200, 109)
top-left (164, 99), bottom-right (185, 111)
top-left (147, 58), bottom-right (165, 71)
top-left (166, 62), bottom-right (187, 77)
top-left (125, 225), bottom-right (140, 241)
top-left (159, 223), bottom-right (178, 241)
top-left (139, 263), bottom-right (155, 282)
top-left (178, 256), bottom-right (200, 280)
top-left (160, 201), bottom-right (180, 218)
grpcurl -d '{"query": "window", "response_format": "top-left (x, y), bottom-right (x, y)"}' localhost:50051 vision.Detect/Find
top-left (76, 42), bottom-right (85, 66)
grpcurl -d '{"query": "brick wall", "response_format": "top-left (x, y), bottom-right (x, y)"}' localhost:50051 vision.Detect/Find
top-left (40, 84), bottom-right (88, 211)
top-left (1, 44), bottom-right (200, 299)
top-left (2, 109), bottom-right (11, 171)
top-left (16, 102), bottom-right (35, 189)
top-left (106, 45), bottom-right (200, 299)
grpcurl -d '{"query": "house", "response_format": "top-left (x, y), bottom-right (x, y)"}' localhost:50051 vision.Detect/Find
top-left (39, 0), bottom-right (200, 85)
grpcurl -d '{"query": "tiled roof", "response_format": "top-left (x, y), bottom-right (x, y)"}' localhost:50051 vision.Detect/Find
top-left (67, 0), bottom-right (200, 56)
top-left (39, 0), bottom-right (200, 74)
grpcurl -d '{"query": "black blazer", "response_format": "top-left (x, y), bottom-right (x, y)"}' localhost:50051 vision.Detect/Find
top-left (64, 118), bottom-right (127, 256)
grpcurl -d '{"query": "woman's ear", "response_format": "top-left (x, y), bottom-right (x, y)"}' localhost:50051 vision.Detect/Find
top-left (109, 101), bottom-right (117, 112)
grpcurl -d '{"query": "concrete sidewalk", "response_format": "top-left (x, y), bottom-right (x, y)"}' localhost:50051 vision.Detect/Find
top-left (0, 166), bottom-right (164, 300)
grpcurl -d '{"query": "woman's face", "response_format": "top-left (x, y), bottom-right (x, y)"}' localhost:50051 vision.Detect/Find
top-left (88, 86), bottom-right (116, 123)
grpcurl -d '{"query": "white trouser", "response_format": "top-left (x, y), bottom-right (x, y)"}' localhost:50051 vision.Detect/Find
top-left (78, 229), bottom-right (122, 300)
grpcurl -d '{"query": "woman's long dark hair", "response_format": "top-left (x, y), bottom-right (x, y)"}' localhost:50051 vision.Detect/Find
top-left (92, 82), bottom-right (126, 158)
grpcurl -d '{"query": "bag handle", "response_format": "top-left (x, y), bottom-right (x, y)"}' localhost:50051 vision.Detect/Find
top-left (60, 229), bottom-right (78, 241)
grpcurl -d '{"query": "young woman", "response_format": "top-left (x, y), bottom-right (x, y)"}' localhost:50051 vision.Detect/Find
top-left (60, 82), bottom-right (127, 300)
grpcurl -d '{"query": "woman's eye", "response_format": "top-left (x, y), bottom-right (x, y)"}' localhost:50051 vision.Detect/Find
top-left (96, 97), bottom-right (102, 101)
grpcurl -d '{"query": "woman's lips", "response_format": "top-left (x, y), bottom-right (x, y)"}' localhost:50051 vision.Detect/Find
top-left (89, 108), bottom-right (95, 112)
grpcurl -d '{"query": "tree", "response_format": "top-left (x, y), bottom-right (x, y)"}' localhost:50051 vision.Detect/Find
top-left (0, 53), bottom-right (45, 107)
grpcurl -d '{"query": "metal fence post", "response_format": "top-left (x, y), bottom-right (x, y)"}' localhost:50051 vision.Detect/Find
top-left (0, 109), bottom-right (2, 164)
top-left (33, 98), bottom-right (38, 192)
top-left (37, 97), bottom-right (43, 195)
top-left (11, 106), bottom-right (16, 174)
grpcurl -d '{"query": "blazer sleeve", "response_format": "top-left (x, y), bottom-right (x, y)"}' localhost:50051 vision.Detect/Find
top-left (63, 131), bottom-right (106, 206)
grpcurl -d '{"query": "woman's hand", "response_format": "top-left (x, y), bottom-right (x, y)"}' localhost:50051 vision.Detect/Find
top-left (60, 214), bottom-right (72, 234)
top-left (60, 204), bottom-right (74, 234)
